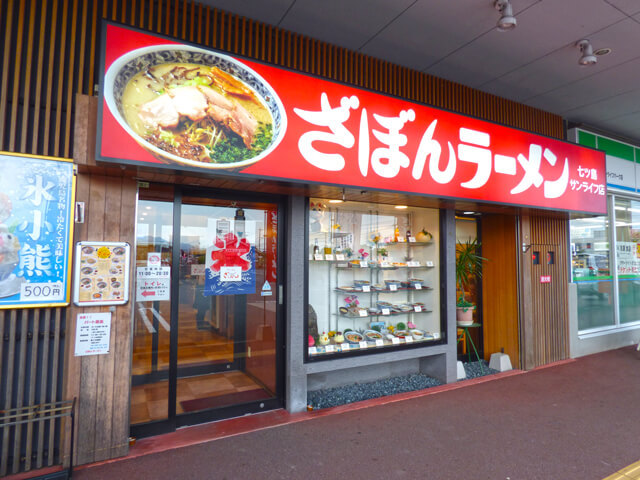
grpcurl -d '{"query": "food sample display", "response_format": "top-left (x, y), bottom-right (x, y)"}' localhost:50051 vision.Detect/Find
top-left (307, 200), bottom-right (441, 358)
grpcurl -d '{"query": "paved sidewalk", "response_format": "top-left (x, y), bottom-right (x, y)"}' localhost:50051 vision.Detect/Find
top-left (75, 346), bottom-right (640, 480)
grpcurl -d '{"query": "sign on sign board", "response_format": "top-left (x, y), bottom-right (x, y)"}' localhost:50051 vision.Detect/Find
top-left (136, 266), bottom-right (171, 301)
top-left (98, 23), bottom-right (607, 215)
top-left (73, 242), bottom-right (130, 306)
top-left (0, 154), bottom-right (75, 309)
top-left (74, 312), bottom-right (112, 356)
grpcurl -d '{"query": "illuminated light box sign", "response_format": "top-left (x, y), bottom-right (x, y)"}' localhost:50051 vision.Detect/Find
top-left (0, 153), bottom-right (75, 309)
top-left (98, 23), bottom-right (607, 214)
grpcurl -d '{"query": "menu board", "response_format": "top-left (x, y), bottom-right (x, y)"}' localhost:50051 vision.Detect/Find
top-left (73, 241), bottom-right (130, 306)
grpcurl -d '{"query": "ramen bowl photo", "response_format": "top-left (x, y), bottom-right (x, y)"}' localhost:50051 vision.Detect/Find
top-left (104, 45), bottom-right (286, 170)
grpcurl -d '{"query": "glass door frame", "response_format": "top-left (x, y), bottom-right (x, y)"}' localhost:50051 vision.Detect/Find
top-left (131, 185), bottom-right (287, 438)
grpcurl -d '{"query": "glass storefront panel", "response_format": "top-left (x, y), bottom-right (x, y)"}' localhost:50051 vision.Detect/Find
top-left (131, 198), bottom-right (174, 424)
top-left (131, 185), bottom-right (282, 433)
top-left (176, 198), bottom-right (279, 412)
top-left (307, 199), bottom-right (441, 358)
top-left (614, 197), bottom-right (640, 324)
top-left (570, 214), bottom-right (615, 330)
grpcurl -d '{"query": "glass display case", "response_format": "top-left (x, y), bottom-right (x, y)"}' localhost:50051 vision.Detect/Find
top-left (307, 198), bottom-right (442, 359)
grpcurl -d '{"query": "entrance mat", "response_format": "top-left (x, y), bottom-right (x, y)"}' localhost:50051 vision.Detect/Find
top-left (180, 389), bottom-right (272, 412)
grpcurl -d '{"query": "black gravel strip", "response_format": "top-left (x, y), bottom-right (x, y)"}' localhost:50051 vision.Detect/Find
top-left (463, 360), bottom-right (499, 379)
top-left (307, 373), bottom-right (443, 409)
top-left (307, 361), bottom-right (499, 409)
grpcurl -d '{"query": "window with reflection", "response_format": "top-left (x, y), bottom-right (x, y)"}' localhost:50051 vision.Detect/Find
top-left (570, 213), bottom-right (615, 330)
top-left (614, 197), bottom-right (640, 324)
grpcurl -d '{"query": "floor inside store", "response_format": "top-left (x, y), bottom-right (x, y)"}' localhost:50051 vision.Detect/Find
top-left (130, 371), bottom-right (267, 424)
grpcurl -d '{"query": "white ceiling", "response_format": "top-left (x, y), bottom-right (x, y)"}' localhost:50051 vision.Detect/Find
top-left (201, 0), bottom-right (640, 144)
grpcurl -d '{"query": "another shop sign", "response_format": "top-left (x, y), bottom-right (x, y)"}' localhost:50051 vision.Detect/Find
top-left (0, 153), bottom-right (75, 309)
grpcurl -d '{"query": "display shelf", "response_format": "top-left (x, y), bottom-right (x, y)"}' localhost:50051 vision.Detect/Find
top-left (335, 287), bottom-right (433, 293)
top-left (308, 332), bottom-right (442, 356)
top-left (307, 199), bottom-right (441, 359)
top-left (335, 310), bottom-right (433, 318)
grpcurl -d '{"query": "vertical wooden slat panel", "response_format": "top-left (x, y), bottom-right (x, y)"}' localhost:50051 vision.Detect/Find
top-left (19, 0), bottom-right (37, 152)
top-left (24, 311), bottom-right (41, 471)
top-left (52, 0), bottom-right (69, 156)
top-left (10, 314), bottom-right (28, 474)
top-left (36, 309), bottom-right (51, 469)
top-left (76, 0), bottom-right (88, 95)
top-left (8, 0), bottom-right (25, 152)
top-left (30, 0), bottom-right (48, 151)
top-left (0, 311), bottom-right (12, 477)
top-left (63, 0), bottom-right (79, 157)
top-left (47, 309), bottom-right (62, 466)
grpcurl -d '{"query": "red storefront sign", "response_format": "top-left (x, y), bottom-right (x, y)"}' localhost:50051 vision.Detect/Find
top-left (540, 275), bottom-right (552, 283)
top-left (98, 23), bottom-right (607, 214)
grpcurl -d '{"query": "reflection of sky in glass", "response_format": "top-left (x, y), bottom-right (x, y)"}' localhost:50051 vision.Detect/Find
top-left (137, 200), bottom-right (173, 245)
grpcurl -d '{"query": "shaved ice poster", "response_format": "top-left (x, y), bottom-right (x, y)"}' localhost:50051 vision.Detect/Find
top-left (204, 221), bottom-right (256, 296)
top-left (0, 154), bottom-right (75, 308)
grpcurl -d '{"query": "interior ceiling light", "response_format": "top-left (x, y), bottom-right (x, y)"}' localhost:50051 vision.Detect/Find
top-left (395, 205), bottom-right (408, 209)
top-left (494, 0), bottom-right (517, 32)
top-left (576, 39), bottom-right (597, 66)
top-left (594, 47), bottom-right (612, 56)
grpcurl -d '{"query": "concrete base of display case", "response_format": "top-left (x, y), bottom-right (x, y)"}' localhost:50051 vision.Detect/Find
top-left (306, 347), bottom-right (453, 392)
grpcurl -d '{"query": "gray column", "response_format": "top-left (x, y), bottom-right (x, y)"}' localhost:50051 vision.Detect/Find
top-left (285, 195), bottom-right (308, 412)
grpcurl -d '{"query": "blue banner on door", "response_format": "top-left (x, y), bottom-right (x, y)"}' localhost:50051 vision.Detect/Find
top-left (204, 233), bottom-right (255, 296)
top-left (0, 154), bottom-right (74, 308)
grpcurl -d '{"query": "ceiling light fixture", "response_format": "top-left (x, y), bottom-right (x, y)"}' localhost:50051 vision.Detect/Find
top-left (594, 47), bottom-right (612, 57)
top-left (494, 0), bottom-right (517, 32)
top-left (576, 39), bottom-right (597, 66)
top-left (395, 205), bottom-right (408, 209)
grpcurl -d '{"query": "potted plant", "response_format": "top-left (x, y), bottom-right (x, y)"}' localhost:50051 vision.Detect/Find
top-left (455, 238), bottom-right (486, 326)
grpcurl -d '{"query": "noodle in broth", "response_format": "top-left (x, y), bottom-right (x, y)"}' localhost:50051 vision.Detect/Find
top-left (121, 63), bottom-right (273, 164)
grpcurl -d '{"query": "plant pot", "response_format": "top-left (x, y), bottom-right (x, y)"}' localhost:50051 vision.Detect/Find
top-left (456, 306), bottom-right (474, 326)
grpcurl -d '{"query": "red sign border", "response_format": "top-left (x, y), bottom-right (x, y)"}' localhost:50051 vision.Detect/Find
top-left (95, 21), bottom-right (607, 215)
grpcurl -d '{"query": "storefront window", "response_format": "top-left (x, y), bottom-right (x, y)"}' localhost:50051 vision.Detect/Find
top-left (306, 199), bottom-right (441, 358)
top-left (570, 194), bottom-right (640, 332)
top-left (614, 197), bottom-right (640, 324)
top-left (570, 214), bottom-right (615, 330)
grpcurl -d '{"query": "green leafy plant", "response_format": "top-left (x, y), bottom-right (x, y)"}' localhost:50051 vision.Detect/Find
top-left (455, 238), bottom-right (487, 310)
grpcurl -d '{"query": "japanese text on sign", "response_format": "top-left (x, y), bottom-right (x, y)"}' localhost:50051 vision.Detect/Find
top-left (0, 154), bottom-right (74, 308)
top-left (74, 312), bottom-right (111, 356)
top-left (136, 266), bottom-right (171, 301)
top-left (294, 94), bottom-right (605, 201)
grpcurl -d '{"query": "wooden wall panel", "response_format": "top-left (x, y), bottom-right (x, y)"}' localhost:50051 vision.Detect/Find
top-left (519, 214), bottom-right (570, 368)
top-left (62, 97), bottom-right (137, 466)
top-left (0, 0), bottom-right (564, 160)
top-left (481, 215), bottom-right (520, 367)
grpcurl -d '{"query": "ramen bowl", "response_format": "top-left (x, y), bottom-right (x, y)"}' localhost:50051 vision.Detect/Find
top-left (104, 45), bottom-right (287, 170)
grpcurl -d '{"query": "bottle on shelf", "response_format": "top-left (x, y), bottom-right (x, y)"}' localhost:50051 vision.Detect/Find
top-left (312, 239), bottom-right (319, 255)
top-left (323, 243), bottom-right (332, 255)
top-left (406, 228), bottom-right (411, 240)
